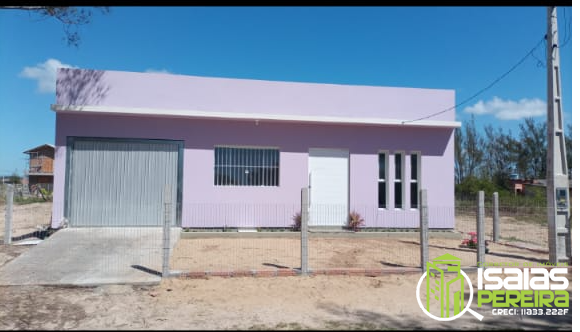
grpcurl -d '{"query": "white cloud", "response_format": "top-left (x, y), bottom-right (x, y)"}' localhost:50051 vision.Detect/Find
top-left (464, 97), bottom-right (546, 120)
top-left (145, 68), bottom-right (171, 74)
top-left (20, 58), bottom-right (76, 93)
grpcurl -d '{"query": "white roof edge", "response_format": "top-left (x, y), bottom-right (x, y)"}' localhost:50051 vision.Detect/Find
top-left (51, 104), bottom-right (461, 128)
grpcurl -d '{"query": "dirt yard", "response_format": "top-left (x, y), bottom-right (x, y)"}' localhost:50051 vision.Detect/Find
top-left (0, 202), bottom-right (52, 240)
top-left (170, 235), bottom-right (549, 273)
top-left (0, 202), bottom-right (571, 330)
top-left (0, 272), bottom-right (572, 330)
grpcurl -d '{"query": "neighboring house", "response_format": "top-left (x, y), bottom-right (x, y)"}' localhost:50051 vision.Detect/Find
top-left (509, 178), bottom-right (573, 205)
top-left (23, 144), bottom-right (55, 192)
top-left (51, 68), bottom-right (460, 229)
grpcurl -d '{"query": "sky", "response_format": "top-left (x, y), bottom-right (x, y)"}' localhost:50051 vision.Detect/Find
top-left (0, 6), bottom-right (574, 176)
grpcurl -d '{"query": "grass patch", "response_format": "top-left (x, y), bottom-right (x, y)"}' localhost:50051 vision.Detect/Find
top-left (13, 196), bottom-right (48, 205)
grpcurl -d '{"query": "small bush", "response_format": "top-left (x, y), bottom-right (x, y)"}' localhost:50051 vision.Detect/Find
top-left (461, 232), bottom-right (478, 249)
top-left (39, 188), bottom-right (53, 202)
top-left (460, 232), bottom-right (490, 252)
top-left (348, 211), bottom-right (365, 232)
top-left (291, 212), bottom-right (301, 231)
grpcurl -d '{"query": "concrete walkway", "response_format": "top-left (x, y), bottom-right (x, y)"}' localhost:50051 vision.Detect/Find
top-left (0, 227), bottom-right (180, 286)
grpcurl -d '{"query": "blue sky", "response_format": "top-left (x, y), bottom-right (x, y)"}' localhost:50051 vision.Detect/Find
top-left (0, 6), bottom-right (574, 176)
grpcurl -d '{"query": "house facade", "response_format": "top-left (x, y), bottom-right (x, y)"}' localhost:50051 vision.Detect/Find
top-left (51, 68), bottom-right (459, 229)
top-left (23, 143), bottom-right (55, 192)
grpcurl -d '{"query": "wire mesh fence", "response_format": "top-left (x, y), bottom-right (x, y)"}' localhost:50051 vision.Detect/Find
top-left (0, 192), bottom-right (566, 282)
top-left (455, 197), bottom-right (552, 269)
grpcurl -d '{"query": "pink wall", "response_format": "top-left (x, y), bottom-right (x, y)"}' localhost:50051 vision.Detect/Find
top-left (56, 68), bottom-right (455, 122)
top-left (52, 113), bottom-right (455, 229)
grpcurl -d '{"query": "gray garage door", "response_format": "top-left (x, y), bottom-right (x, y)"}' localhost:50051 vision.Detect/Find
top-left (66, 139), bottom-right (181, 227)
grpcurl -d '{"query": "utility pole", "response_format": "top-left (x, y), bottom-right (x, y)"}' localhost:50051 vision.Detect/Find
top-left (546, 6), bottom-right (570, 265)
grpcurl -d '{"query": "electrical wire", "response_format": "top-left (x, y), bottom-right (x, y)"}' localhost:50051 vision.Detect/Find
top-left (560, 7), bottom-right (571, 48)
top-left (402, 36), bottom-right (546, 125)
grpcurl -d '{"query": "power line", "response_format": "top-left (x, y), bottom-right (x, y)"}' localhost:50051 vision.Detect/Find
top-left (560, 6), bottom-right (571, 48)
top-left (531, 38), bottom-right (547, 68)
top-left (402, 36), bottom-right (546, 125)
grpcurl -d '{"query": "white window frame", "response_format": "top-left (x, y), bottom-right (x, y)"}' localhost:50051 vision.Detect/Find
top-left (378, 150), bottom-right (389, 209)
top-left (410, 151), bottom-right (421, 210)
top-left (394, 151), bottom-right (405, 210)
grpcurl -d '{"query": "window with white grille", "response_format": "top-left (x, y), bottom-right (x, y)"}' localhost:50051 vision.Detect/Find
top-left (214, 146), bottom-right (279, 186)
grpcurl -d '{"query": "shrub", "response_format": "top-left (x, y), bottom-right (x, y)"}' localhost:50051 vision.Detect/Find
top-left (348, 211), bottom-right (365, 232)
top-left (461, 232), bottom-right (478, 249)
top-left (461, 232), bottom-right (490, 252)
top-left (291, 212), bottom-right (301, 231)
top-left (39, 188), bottom-right (53, 202)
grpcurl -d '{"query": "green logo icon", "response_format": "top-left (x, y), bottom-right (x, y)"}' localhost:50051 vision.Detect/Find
top-left (416, 253), bottom-right (483, 321)
top-left (426, 253), bottom-right (465, 318)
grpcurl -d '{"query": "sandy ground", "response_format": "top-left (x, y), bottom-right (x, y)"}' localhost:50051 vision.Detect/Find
top-left (0, 202), bottom-right (570, 330)
top-left (0, 273), bottom-right (572, 330)
top-left (0, 202), bottom-right (53, 241)
top-left (170, 236), bottom-right (549, 273)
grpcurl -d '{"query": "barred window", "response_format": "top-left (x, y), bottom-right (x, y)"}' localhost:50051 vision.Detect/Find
top-left (214, 146), bottom-right (279, 186)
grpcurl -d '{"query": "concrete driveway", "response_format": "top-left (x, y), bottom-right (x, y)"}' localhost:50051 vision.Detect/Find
top-left (0, 227), bottom-right (180, 286)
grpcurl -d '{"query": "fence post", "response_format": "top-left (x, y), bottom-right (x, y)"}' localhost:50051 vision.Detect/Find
top-left (162, 185), bottom-right (172, 278)
top-left (477, 191), bottom-right (485, 268)
top-left (4, 184), bottom-right (13, 245)
top-left (419, 189), bottom-right (428, 273)
top-left (300, 187), bottom-right (309, 276)
top-left (493, 192), bottom-right (499, 242)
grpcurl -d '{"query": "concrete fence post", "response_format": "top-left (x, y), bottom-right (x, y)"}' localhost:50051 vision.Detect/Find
top-left (419, 190), bottom-right (429, 273)
top-left (477, 191), bottom-right (485, 267)
top-left (493, 192), bottom-right (499, 242)
top-left (4, 184), bottom-right (13, 245)
top-left (300, 187), bottom-right (309, 276)
top-left (162, 185), bottom-right (172, 278)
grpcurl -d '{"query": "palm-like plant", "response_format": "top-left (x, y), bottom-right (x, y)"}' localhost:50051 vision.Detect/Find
top-left (348, 211), bottom-right (365, 232)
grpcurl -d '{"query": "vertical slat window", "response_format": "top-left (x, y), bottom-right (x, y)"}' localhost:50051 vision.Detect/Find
top-left (410, 152), bottom-right (421, 209)
top-left (214, 148), bottom-right (218, 185)
top-left (394, 152), bottom-right (404, 209)
top-left (214, 146), bottom-right (279, 186)
top-left (378, 151), bottom-right (388, 209)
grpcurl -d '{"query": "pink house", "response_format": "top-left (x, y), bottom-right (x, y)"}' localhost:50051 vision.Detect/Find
top-left (51, 68), bottom-right (459, 229)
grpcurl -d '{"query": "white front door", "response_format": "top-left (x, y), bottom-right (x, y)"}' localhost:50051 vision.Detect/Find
top-left (308, 148), bottom-right (349, 226)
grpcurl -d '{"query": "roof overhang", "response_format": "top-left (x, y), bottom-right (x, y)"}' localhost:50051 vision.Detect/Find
top-left (51, 104), bottom-right (461, 128)
top-left (23, 143), bottom-right (55, 154)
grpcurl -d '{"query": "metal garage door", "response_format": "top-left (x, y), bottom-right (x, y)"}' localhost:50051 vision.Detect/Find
top-left (66, 138), bottom-right (182, 227)
top-left (308, 148), bottom-right (349, 226)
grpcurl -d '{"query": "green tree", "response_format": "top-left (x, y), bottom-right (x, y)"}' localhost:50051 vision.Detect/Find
top-left (482, 125), bottom-right (519, 190)
top-left (8, 170), bottom-right (21, 184)
top-left (517, 118), bottom-right (547, 179)
top-left (463, 115), bottom-right (484, 179)
top-left (0, 6), bottom-right (109, 47)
